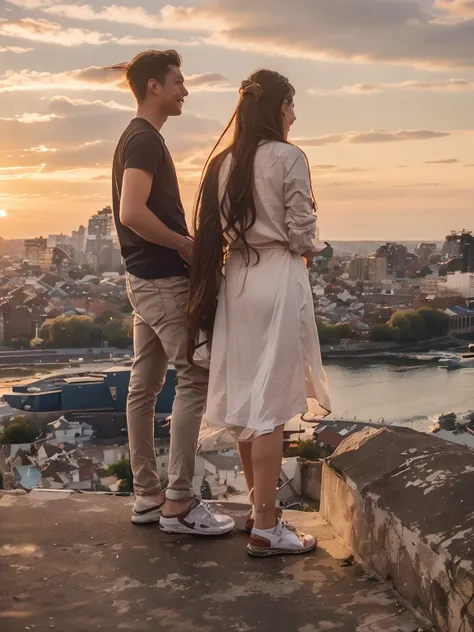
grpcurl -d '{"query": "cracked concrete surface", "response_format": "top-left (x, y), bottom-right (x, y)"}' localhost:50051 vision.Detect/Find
top-left (0, 492), bottom-right (426, 632)
top-left (322, 426), bottom-right (474, 632)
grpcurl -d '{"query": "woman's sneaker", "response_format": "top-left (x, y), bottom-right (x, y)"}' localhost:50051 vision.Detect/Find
top-left (160, 499), bottom-right (235, 536)
top-left (131, 495), bottom-right (165, 524)
top-left (248, 521), bottom-right (317, 557)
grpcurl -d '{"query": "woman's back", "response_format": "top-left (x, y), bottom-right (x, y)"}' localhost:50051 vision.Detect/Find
top-left (218, 141), bottom-right (317, 252)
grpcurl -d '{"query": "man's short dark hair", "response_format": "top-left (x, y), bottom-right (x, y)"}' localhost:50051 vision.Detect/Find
top-left (126, 49), bottom-right (182, 103)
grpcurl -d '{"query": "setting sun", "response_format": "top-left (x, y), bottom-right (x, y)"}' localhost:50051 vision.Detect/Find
top-left (0, 210), bottom-right (7, 218)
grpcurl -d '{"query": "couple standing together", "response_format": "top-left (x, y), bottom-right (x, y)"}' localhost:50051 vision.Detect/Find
top-left (112, 49), bottom-right (331, 558)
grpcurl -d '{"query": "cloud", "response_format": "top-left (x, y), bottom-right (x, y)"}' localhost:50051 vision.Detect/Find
top-left (25, 1), bottom-right (225, 32)
top-left (310, 83), bottom-right (381, 96)
top-left (425, 158), bottom-right (460, 163)
top-left (435, 0), bottom-right (474, 17)
top-left (8, 0), bottom-right (474, 68)
top-left (311, 164), bottom-right (373, 173)
top-left (0, 16), bottom-right (195, 47)
top-left (0, 66), bottom-right (127, 93)
top-left (0, 18), bottom-right (115, 46)
top-left (0, 66), bottom-right (232, 94)
top-left (27, 145), bottom-right (59, 153)
top-left (311, 78), bottom-right (474, 96)
top-left (0, 98), bottom-right (222, 180)
top-left (185, 73), bottom-right (233, 92)
top-left (180, 0), bottom-right (474, 69)
top-left (49, 96), bottom-right (134, 113)
top-left (0, 112), bottom-right (59, 123)
top-left (296, 129), bottom-right (450, 147)
top-left (0, 45), bottom-right (32, 53)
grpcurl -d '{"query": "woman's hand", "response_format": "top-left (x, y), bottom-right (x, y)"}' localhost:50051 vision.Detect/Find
top-left (302, 248), bottom-right (319, 268)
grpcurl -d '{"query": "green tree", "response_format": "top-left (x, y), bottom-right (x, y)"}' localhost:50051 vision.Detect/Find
top-left (107, 459), bottom-right (133, 493)
top-left (417, 308), bottom-right (449, 338)
top-left (404, 312), bottom-right (429, 341)
top-left (40, 315), bottom-right (100, 348)
top-left (10, 337), bottom-right (31, 350)
top-left (286, 439), bottom-right (320, 461)
top-left (317, 320), bottom-right (355, 345)
top-left (387, 312), bottom-right (417, 343)
top-left (103, 320), bottom-right (132, 349)
top-left (371, 324), bottom-right (394, 342)
top-left (0, 421), bottom-right (38, 445)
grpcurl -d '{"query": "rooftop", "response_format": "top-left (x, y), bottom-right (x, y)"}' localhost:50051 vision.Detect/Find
top-left (0, 491), bottom-right (426, 632)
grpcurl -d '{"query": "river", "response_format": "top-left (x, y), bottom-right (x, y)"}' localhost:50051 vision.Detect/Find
top-left (324, 360), bottom-right (474, 431)
top-left (1, 359), bottom-right (474, 433)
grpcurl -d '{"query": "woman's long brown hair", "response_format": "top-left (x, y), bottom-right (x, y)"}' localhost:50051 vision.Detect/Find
top-left (186, 69), bottom-right (297, 360)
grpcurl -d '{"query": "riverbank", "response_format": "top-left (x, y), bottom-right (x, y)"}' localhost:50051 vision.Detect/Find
top-left (321, 336), bottom-right (466, 359)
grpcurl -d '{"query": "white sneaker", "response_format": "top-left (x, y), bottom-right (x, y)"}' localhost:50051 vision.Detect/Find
top-left (248, 521), bottom-right (317, 557)
top-left (131, 495), bottom-right (165, 524)
top-left (160, 499), bottom-right (235, 536)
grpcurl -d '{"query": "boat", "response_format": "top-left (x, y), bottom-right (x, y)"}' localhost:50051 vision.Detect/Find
top-left (438, 355), bottom-right (462, 370)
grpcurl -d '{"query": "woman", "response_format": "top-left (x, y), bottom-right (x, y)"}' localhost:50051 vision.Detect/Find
top-left (188, 69), bottom-right (331, 557)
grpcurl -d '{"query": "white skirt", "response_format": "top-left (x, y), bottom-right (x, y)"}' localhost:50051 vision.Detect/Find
top-left (198, 246), bottom-right (331, 452)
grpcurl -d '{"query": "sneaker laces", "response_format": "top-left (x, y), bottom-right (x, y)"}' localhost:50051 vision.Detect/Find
top-left (200, 501), bottom-right (217, 516)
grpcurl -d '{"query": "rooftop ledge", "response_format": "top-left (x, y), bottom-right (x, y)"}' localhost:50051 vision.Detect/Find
top-left (1, 425), bottom-right (473, 632)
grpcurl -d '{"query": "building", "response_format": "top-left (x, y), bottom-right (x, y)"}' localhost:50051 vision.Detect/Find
top-left (446, 271), bottom-right (474, 298)
top-left (24, 237), bottom-right (54, 271)
top-left (415, 242), bottom-right (437, 261)
top-left (367, 255), bottom-right (388, 283)
top-left (348, 256), bottom-right (368, 281)
top-left (375, 243), bottom-right (408, 278)
top-left (442, 230), bottom-right (474, 272)
top-left (71, 225), bottom-right (86, 265)
top-left (87, 207), bottom-right (114, 272)
top-left (48, 417), bottom-right (95, 445)
top-left (445, 305), bottom-right (474, 336)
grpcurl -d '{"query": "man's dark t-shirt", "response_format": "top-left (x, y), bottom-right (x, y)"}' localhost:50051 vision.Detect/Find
top-left (112, 118), bottom-right (189, 279)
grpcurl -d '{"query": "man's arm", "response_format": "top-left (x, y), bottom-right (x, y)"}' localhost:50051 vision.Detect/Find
top-left (120, 168), bottom-right (193, 263)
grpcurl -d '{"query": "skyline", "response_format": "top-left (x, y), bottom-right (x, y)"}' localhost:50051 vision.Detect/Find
top-left (0, 0), bottom-right (474, 241)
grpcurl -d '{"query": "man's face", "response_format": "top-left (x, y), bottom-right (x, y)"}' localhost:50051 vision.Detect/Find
top-left (154, 66), bottom-right (188, 117)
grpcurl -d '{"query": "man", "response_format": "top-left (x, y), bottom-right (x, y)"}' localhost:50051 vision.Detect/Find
top-left (112, 49), bottom-right (234, 535)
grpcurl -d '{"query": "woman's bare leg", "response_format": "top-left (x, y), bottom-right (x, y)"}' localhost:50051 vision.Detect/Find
top-left (251, 425), bottom-right (284, 530)
top-left (237, 440), bottom-right (254, 496)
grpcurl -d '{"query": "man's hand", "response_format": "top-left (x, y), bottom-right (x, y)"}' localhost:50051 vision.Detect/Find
top-left (177, 236), bottom-right (194, 265)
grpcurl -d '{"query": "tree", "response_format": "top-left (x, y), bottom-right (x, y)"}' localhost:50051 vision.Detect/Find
top-left (107, 459), bottom-right (133, 493)
top-left (404, 312), bottom-right (429, 341)
top-left (317, 320), bottom-right (355, 345)
top-left (103, 320), bottom-right (132, 349)
top-left (10, 337), bottom-right (31, 350)
top-left (30, 337), bottom-right (44, 349)
top-left (417, 308), bottom-right (449, 338)
top-left (371, 324), bottom-right (394, 342)
top-left (286, 439), bottom-right (320, 461)
top-left (40, 315), bottom-right (101, 348)
top-left (0, 421), bottom-right (38, 445)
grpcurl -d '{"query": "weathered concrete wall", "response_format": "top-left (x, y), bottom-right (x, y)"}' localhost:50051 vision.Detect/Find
top-left (300, 459), bottom-right (323, 502)
top-left (320, 426), bottom-right (474, 632)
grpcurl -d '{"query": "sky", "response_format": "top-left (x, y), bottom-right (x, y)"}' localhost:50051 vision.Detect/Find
top-left (0, 0), bottom-right (474, 241)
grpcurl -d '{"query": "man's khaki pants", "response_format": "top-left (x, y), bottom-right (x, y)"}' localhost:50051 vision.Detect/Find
top-left (125, 273), bottom-right (208, 500)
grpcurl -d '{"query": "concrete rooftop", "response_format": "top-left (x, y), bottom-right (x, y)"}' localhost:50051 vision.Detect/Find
top-left (0, 491), bottom-right (428, 632)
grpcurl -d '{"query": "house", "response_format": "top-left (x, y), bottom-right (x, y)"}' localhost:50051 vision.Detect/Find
top-left (47, 416), bottom-right (94, 445)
